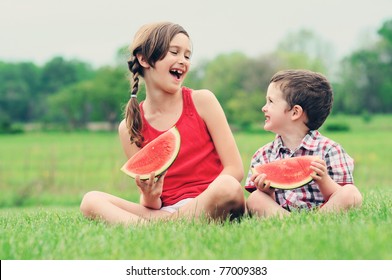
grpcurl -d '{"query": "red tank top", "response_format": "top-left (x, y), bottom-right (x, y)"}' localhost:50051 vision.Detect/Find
top-left (140, 87), bottom-right (223, 206)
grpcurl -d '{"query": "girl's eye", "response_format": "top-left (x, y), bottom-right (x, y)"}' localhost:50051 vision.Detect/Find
top-left (169, 49), bottom-right (191, 60)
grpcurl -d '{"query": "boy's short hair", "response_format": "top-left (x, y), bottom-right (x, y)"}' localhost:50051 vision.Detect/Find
top-left (270, 69), bottom-right (333, 130)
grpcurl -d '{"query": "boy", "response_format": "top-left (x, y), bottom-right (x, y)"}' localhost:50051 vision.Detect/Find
top-left (245, 69), bottom-right (362, 218)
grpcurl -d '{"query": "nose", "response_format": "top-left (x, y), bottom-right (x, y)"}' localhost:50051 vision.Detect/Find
top-left (178, 55), bottom-right (186, 65)
top-left (261, 104), bottom-right (267, 112)
top-left (179, 54), bottom-right (190, 65)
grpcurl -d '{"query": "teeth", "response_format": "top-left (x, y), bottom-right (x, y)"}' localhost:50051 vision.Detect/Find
top-left (170, 69), bottom-right (183, 79)
top-left (170, 69), bottom-right (183, 74)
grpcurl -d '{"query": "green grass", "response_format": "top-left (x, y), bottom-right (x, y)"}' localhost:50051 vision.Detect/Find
top-left (1, 115), bottom-right (392, 260)
top-left (1, 199), bottom-right (391, 260)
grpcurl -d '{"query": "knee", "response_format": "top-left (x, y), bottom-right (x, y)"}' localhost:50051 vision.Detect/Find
top-left (246, 191), bottom-right (258, 210)
top-left (80, 191), bottom-right (103, 217)
top-left (215, 175), bottom-right (245, 204)
top-left (207, 175), bottom-right (245, 216)
top-left (342, 184), bottom-right (363, 208)
top-left (218, 175), bottom-right (246, 218)
top-left (246, 190), bottom-right (267, 211)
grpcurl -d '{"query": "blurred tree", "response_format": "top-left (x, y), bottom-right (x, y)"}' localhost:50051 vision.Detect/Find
top-left (201, 52), bottom-right (248, 107)
top-left (335, 17), bottom-right (392, 114)
top-left (378, 19), bottom-right (392, 44)
top-left (276, 29), bottom-right (334, 75)
top-left (115, 45), bottom-right (130, 67)
top-left (46, 81), bottom-right (93, 129)
top-left (46, 66), bottom-right (129, 129)
top-left (197, 52), bottom-right (272, 127)
top-left (0, 62), bottom-right (40, 128)
top-left (226, 89), bottom-right (264, 129)
top-left (37, 57), bottom-right (95, 122)
top-left (377, 18), bottom-right (392, 113)
top-left (225, 55), bottom-right (279, 126)
top-left (3, 18), bottom-right (392, 131)
top-left (183, 60), bottom-right (207, 90)
top-left (90, 66), bottom-right (130, 129)
top-left (40, 57), bottom-right (94, 95)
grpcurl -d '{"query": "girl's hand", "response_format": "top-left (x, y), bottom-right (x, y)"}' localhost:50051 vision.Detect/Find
top-left (310, 158), bottom-right (329, 183)
top-left (250, 172), bottom-right (275, 195)
top-left (136, 172), bottom-right (166, 209)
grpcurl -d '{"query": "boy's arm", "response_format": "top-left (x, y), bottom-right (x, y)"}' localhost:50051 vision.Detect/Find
top-left (310, 158), bottom-right (342, 200)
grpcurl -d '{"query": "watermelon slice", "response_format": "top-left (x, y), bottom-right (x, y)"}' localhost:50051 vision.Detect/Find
top-left (121, 126), bottom-right (181, 179)
top-left (251, 156), bottom-right (318, 190)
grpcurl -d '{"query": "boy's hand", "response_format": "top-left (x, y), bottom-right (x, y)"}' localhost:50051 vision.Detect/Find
top-left (250, 173), bottom-right (275, 195)
top-left (310, 158), bottom-right (329, 183)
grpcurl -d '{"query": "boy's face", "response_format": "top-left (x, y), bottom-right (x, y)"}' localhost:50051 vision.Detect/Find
top-left (261, 82), bottom-right (292, 133)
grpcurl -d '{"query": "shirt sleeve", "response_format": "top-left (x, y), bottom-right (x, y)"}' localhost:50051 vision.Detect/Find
top-left (324, 143), bottom-right (355, 185)
top-left (244, 169), bottom-right (255, 192)
top-left (244, 147), bottom-right (268, 192)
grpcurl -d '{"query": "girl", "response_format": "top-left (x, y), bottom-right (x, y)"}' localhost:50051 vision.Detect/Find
top-left (80, 22), bottom-right (245, 225)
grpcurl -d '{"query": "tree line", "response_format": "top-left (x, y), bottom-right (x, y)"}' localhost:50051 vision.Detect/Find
top-left (1, 18), bottom-right (391, 133)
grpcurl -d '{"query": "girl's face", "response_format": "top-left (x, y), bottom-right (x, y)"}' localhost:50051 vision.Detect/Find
top-left (147, 33), bottom-right (192, 93)
top-left (261, 82), bottom-right (292, 134)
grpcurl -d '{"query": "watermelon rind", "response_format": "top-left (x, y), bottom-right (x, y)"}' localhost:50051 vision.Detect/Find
top-left (251, 156), bottom-right (318, 190)
top-left (120, 126), bottom-right (181, 180)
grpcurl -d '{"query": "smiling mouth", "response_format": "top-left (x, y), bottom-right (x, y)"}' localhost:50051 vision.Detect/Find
top-left (170, 69), bottom-right (183, 79)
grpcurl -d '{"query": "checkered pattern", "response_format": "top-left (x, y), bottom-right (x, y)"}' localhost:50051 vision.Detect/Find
top-left (244, 130), bottom-right (355, 211)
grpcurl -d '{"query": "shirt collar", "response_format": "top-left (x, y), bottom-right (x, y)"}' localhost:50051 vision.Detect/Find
top-left (300, 130), bottom-right (319, 151)
top-left (272, 130), bottom-right (319, 155)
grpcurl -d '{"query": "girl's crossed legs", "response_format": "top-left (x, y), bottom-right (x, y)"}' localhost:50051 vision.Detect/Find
top-left (80, 174), bottom-right (245, 226)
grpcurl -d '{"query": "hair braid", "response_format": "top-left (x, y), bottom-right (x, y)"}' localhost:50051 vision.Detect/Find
top-left (125, 57), bottom-right (144, 147)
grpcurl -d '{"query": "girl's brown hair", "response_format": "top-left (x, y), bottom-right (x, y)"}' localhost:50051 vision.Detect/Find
top-left (125, 22), bottom-right (189, 147)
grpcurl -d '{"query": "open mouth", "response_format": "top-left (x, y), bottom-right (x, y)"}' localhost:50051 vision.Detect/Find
top-left (169, 69), bottom-right (184, 79)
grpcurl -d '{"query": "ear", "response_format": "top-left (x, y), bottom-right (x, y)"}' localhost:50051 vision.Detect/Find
top-left (291, 105), bottom-right (304, 121)
top-left (136, 54), bottom-right (150, 69)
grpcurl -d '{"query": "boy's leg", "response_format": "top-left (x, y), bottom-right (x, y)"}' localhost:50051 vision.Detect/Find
top-left (246, 190), bottom-right (289, 218)
top-left (175, 174), bottom-right (245, 221)
top-left (319, 184), bottom-right (362, 212)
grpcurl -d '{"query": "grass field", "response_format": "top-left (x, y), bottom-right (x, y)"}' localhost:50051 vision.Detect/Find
top-left (0, 115), bottom-right (391, 260)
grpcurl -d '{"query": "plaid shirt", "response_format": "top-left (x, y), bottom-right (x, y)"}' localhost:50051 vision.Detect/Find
top-left (245, 130), bottom-right (354, 211)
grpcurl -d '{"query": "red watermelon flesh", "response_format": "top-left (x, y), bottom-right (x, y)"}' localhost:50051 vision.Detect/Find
top-left (121, 126), bottom-right (181, 179)
top-left (251, 156), bottom-right (318, 190)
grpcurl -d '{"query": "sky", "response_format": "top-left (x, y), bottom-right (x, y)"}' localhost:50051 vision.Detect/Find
top-left (1, 0), bottom-right (391, 68)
